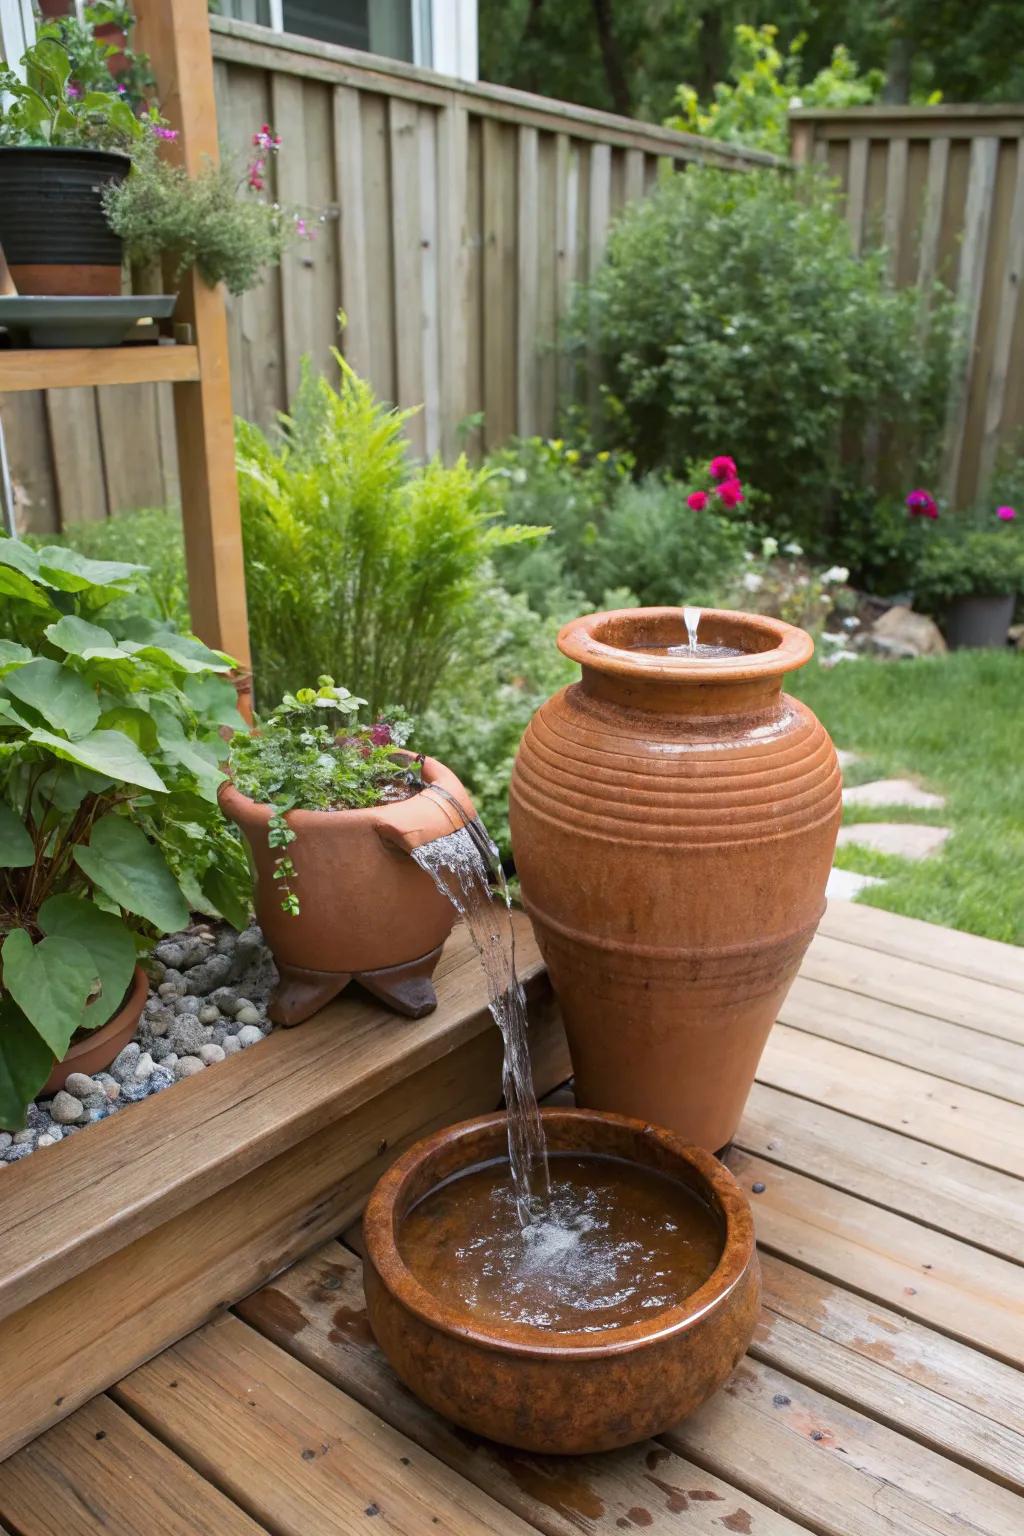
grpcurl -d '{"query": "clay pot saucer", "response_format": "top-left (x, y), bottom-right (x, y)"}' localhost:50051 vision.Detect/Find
top-left (363, 1107), bottom-right (760, 1454)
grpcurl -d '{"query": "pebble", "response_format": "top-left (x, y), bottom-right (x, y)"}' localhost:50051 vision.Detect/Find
top-left (4, 1143), bottom-right (32, 1162)
top-left (37, 1134), bottom-right (58, 1149)
top-left (155, 940), bottom-right (187, 970)
top-left (51, 1091), bottom-right (85, 1125)
top-left (149, 1065), bottom-right (175, 1092)
top-left (210, 988), bottom-right (240, 1016)
top-left (64, 1072), bottom-right (99, 1099)
top-left (210, 1024), bottom-right (228, 1046)
top-left (149, 1037), bottom-right (175, 1063)
top-left (175, 995), bottom-right (202, 1016)
top-left (184, 953), bottom-right (233, 996)
top-left (199, 1043), bottom-right (226, 1065)
top-left (198, 1005), bottom-right (221, 1025)
top-left (234, 1002), bottom-right (261, 1026)
top-left (174, 1056), bottom-right (206, 1079)
top-left (222, 1035), bottom-right (242, 1056)
top-left (13, 1128), bottom-right (36, 1146)
top-left (146, 1006), bottom-right (173, 1037)
top-left (110, 1043), bottom-right (141, 1081)
top-left (157, 981), bottom-right (179, 999)
top-left (82, 1092), bottom-right (108, 1117)
top-left (168, 1016), bottom-right (205, 1056)
top-left (237, 1025), bottom-right (263, 1048)
top-left (0, 1132), bottom-right (11, 1153)
top-left (134, 1052), bottom-right (156, 1081)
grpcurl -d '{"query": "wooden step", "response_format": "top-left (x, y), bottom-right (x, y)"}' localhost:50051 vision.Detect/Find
top-left (0, 917), bottom-right (569, 1462)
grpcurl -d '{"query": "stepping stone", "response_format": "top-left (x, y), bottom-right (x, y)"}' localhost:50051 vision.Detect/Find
top-left (837, 823), bottom-right (951, 860)
top-left (842, 777), bottom-right (945, 810)
top-left (835, 749), bottom-right (860, 772)
top-left (826, 867), bottom-right (885, 901)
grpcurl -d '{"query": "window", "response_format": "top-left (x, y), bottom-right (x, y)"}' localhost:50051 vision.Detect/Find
top-left (218, 0), bottom-right (476, 81)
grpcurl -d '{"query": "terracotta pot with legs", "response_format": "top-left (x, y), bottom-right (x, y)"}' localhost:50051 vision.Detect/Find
top-left (220, 759), bottom-right (475, 1024)
top-left (509, 607), bottom-right (842, 1154)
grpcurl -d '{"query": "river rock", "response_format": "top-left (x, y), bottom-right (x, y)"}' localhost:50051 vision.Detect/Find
top-left (199, 1043), bottom-right (226, 1064)
top-left (0, 1133), bottom-right (11, 1153)
top-left (146, 1005), bottom-right (174, 1037)
top-left (134, 1052), bottom-right (156, 1081)
top-left (198, 1004), bottom-right (220, 1025)
top-left (222, 1035), bottom-right (242, 1056)
top-left (209, 987), bottom-right (240, 1015)
top-left (175, 995), bottom-right (202, 1016)
top-left (184, 953), bottom-right (233, 996)
top-left (5, 1144), bottom-right (32, 1162)
top-left (168, 1015), bottom-right (205, 1056)
top-left (236, 1024), bottom-right (263, 1048)
top-left (12, 1128), bottom-right (36, 1146)
top-left (51, 1091), bottom-right (85, 1125)
top-left (174, 1056), bottom-right (205, 1079)
top-left (154, 939), bottom-right (187, 970)
top-left (110, 1042), bottom-right (141, 1082)
top-left (64, 1071), bottom-right (99, 1099)
top-left (234, 1002), bottom-right (261, 1026)
top-left (37, 1134), bottom-right (58, 1149)
top-left (867, 605), bottom-right (947, 658)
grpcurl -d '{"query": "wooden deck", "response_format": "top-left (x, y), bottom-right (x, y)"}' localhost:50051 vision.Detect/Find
top-left (1, 900), bottom-right (1022, 1535)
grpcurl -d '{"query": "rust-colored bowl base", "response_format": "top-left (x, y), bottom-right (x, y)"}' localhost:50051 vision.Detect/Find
top-left (41, 964), bottom-right (148, 1098)
top-left (363, 1108), bottom-right (760, 1454)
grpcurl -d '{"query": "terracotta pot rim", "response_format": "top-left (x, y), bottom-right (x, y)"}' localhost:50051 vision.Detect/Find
top-left (40, 963), bottom-right (147, 1098)
top-left (218, 754), bottom-right (466, 830)
top-left (558, 607), bottom-right (814, 683)
top-left (363, 1107), bottom-right (756, 1360)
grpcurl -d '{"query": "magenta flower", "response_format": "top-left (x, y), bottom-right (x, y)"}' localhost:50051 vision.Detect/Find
top-left (295, 215), bottom-right (317, 241)
top-left (906, 488), bottom-right (938, 519)
top-left (66, 82), bottom-right (81, 99)
top-left (150, 122), bottom-right (179, 141)
top-left (997, 505), bottom-right (1017, 522)
top-left (687, 491), bottom-right (708, 511)
top-left (252, 122), bottom-right (282, 154)
top-left (715, 478), bottom-right (745, 509)
top-left (370, 722), bottom-right (393, 747)
top-left (709, 455), bottom-right (738, 482)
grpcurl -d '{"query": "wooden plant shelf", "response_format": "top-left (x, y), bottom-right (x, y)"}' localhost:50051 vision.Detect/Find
top-left (0, 913), bottom-right (571, 1462)
top-left (0, 343), bottom-right (200, 393)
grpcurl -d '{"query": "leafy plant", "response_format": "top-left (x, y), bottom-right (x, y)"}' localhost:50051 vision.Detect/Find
top-left (0, 26), bottom-right (146, 150)
top-left (666, 24), bottom-right (886, 157)
top-left (46, 2), bottom-right (155, 116)
top-left (237, 353), bottom-right (544, 716)
top-left (0, 537), bottom-right (251, 1128)
top-left (32, 507), bottom-right (190, 629)
top-left (911, 509), bottom-right (1024, 612)
top-left (569, 165), bottom-right (955, 553)
top-left (228, 678), bottom-right (420, 915)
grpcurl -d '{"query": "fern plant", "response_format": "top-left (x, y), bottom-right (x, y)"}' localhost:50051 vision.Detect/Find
top-left (236, 353), bottom-right (545, 715)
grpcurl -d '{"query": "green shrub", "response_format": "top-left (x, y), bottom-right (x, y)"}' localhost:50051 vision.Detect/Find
top-left (570, 166), bottom-right (955, 551)
top-left (0, 537), bottom-right (250, 1127)
top-left (489, 437), bottom-right (754, 611)
top-left (912, 512), bottom-right (1024, 613)
top-left (237, 355), bottom-right (543, 716)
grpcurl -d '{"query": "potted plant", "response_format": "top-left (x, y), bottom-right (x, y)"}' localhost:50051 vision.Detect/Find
top-left (0, 536), bottom-right (251, 1128)
top-left (910, 499), bottom-right (1023, 648)
top-left (0, 26), bottom-right (145, 294)
top-left (0, 5), bottom-right (303, 305)
top-left (220, 680), bottom-right (476, 1026)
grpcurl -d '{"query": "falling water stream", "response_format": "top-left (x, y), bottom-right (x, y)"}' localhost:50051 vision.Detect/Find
top-left (631, 605), bottom-right (745, 660)
top-left (412, 813), bottom-right (550, 1223)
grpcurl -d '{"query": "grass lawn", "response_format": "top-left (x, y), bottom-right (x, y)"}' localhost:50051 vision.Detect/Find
top-left (789, 650), bottom-right (1024, 946)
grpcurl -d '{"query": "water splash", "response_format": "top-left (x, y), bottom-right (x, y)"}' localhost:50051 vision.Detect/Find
top-left (412, 810), bottom-right (549, 1224)
top-left (683, 605), bottom-right (701, 655)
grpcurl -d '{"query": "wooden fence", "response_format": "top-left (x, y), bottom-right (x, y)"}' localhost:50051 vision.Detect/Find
top-left (3, 17), bottom-right (772, 533)
top-left (791, 106), bottom-right (1024, 507)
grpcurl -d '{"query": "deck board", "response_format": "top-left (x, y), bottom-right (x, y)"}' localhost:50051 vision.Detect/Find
top-left (4, 902), bottom-right (1022, 1536)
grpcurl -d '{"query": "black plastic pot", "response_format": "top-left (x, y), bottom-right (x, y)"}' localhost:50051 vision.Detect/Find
top-left (943, 593), bottom-right (1015, 649)
top-left (0, 145), bottom-right (130, 296)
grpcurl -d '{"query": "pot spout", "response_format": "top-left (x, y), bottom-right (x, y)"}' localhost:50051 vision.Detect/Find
top-left (374, 780), bottom-right (477, 857)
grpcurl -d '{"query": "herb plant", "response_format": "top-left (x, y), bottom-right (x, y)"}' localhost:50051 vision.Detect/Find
top-left (0, 26), bottom-right (147, 150)
top-left (228, 679), bottom-right (420, 916)
top-left (0, 538), bottom-right (251, 1128)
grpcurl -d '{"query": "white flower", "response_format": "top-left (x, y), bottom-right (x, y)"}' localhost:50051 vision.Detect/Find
top-left (783, 541), bottom-right (803, 556)
top-left (742, 572), bottom-right (764, 593)
top-left (761, 536), bottom-right (779, 558)
top-left (821, 565), bottom-right (849, 585)
top-left (789, 95), bottom-right (804, 109)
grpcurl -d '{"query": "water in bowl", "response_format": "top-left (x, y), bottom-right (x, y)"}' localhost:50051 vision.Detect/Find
top-left (400, 1152), bottom-right (723, 1334)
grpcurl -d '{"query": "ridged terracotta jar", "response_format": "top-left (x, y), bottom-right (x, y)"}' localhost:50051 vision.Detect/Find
top-left (509, 608), bottom-right (841, 1153)
top-left (220, 759), bottom-right (475, 1025)
top-left (364, 1108), bottom-right (760, 1454)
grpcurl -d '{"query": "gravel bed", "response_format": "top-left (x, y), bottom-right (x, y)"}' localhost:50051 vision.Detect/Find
top-left (0, 922), bottom-right (277, 1165)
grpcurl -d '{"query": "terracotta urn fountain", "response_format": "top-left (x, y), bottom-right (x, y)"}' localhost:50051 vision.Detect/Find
top-left (364, 1108), bottom-right (760, 1454)
top-left (509, 607), bottom-right (842, 1154)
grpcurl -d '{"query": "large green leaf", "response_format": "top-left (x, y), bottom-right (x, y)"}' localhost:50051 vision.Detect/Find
top-left (35, 545), bottom-right (145, 593)
top-left (1, 928), bottom-right (97, 1058)
top-left (0, 540), bottom-right (44, 582)
top-left (38, 893), bottom-right (136, 1030)
top-left (0, 640), bottom-right (32, 673)
top-left (0, 997), bottom-right (56, 1131)
top-left (153, 705), bottom-right (225, 802)
top-left (0, 803), bottom-right (34, 868)
top-left (4, 657), bottom-right (100, 739)
top-left (28, 727), bottom-right (167, 792)
top-left (44, 614), bottom-right (129, 661)
top-left (73, 813), bottom-right (189, 932)
top-left (97, 706), bottom-right (159, 753)
top-left (202, 862), bottom-right (251, 934)
top-left (0, 562), bottom-right (55, 611)
top-left (183, 671), bottom-right (245, 730)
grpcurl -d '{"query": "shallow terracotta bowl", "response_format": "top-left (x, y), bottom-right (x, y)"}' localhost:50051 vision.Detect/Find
top-left (363, 1107), bottom-right (760, 1454)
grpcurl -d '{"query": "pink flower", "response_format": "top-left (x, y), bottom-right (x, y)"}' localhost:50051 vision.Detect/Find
top-left (687, 491), bottom-right (708, 511)
top-left (370, 722), bottom-right (393, 747)
top-left (150, 122), bottom-right (178, 141)
top-left (997, 505), bottom-right (1016, 521)
top-left (709, 455), bottom-right (737, 482)
top-left (294, 215), bottom-right (317, 241)
top-left (715, 478), bottom-right (745, 509)
top-left (906, 488), bottom-right (938, 519)
top-left (66, 82), bottom-right (81, 99)
top-left (252, 122), bottom-right (282, 154)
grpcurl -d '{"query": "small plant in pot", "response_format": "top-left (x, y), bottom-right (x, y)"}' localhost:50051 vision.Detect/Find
top-left (907, 491), bottom-right (1024, 648)
top-left (0, 536), bottom-right (251, 1129)
top-left (220, 679), bottom-right (476, 1027)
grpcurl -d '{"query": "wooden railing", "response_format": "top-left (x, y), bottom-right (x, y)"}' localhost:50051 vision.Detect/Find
top-left (2, 19), bottom-right (773, 531)
top-left (791, 106), bottom-right (1024, 506)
